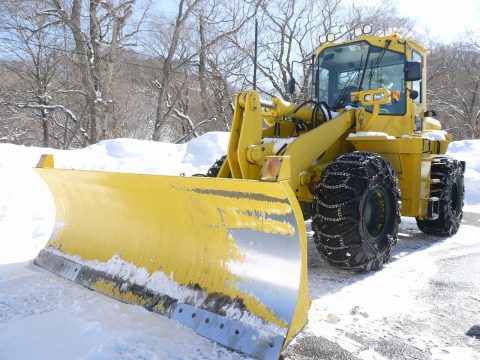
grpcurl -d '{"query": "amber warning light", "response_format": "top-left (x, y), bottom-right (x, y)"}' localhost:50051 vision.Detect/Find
top-left (391, 91), bottom-right (400, 102)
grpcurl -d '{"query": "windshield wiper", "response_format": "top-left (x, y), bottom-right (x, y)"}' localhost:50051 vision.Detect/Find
top-left (333, 53), bottom-right (364, 109)
top-left (367, 39), bottom-right (391, 89)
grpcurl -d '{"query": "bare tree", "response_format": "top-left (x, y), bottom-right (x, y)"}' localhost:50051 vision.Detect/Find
top-left (147, 0), bottom-right (257, 141)
top-left (0, 1), bottom-right (63, 146)
top-left (45, 0), bottom-right (147, 143)
top-left (428, 42), bottom-right (480, 139)
top-left (342, 2), bottom-right (414, 40)
top-left (0, 0), bottom-right (477, 148)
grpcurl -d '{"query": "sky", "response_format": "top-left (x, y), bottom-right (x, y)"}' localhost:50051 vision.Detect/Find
top-left (366, 0), bottom-right (480, 43)
top-left (399, 0), bottom-right (480, 42)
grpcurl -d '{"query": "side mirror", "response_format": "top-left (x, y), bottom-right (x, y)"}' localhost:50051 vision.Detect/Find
top-left (409, 90), bottom-right (419, 100)
top-left (405, 61), bottom-right (422, 81)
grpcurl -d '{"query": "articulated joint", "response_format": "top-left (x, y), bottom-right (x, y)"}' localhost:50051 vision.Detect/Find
top-left (237, 91), bottom-right (261, 111)
top-left (299, 172), bottom-right (314, 186)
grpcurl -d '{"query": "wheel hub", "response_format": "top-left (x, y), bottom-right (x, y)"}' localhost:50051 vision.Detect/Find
top-left (363, 184), bottom-right (390, 240)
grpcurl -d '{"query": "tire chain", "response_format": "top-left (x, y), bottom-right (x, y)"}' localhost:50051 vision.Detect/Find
top-left (206, 155), bottom-right (227, 178)
top-left (416, 157), bottom-right (464, 235)
top-left (312, 152), bottom-right (401, 272)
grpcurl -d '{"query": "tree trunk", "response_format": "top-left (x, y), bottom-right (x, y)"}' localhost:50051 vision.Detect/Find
top-left (152, 84), bottom-right (168, 141)
top-left (198, 14), bottom-right (209, 117)
top-left (41, 108), bottom-right (49, 147)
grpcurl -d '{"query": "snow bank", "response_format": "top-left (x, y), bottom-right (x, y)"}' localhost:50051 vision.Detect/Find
top-left (0, 131), bottom-right (229, 174)
top-left (0, 167), bottom-right (54, 264)
top-left (447, 139), bottom-right (480, 211)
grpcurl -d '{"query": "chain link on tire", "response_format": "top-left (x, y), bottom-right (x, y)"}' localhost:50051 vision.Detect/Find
top-left (312, 152), bottom-right (401, 272)
top-left (207, 155), bottom-right (227, 177)
top-left (416, 157), bottom-right (464, 236)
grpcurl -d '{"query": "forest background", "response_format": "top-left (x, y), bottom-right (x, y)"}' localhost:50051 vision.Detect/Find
top-left (0, 0), bottom-right (478, 149)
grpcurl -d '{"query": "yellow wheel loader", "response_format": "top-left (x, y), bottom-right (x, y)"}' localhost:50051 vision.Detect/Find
top-left (34, 32), bottom-right (464, 359)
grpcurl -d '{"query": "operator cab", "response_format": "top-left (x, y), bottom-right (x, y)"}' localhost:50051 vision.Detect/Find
top-left (316, 40), bottom-right (406, 115)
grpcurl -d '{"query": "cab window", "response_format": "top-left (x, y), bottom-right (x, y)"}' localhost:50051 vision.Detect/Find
top-left (412, 50), bottom-right (423, 105)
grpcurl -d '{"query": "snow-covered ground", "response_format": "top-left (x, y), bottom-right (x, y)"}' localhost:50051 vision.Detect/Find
top-left (0, 133), bottom-right (479, 360)
top-left (447, 140), bottom-right (480, 212)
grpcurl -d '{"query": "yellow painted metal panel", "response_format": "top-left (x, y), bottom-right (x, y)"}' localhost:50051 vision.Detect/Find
top-left (283, 111), bottom-right (355, 197)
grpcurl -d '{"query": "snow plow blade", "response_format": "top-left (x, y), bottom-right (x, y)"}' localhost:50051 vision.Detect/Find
top-left (34, 160), bottom-right (308, 359)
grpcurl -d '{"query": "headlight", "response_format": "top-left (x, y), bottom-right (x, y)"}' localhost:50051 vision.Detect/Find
top-left (373, 92), bottom-right (385, 101)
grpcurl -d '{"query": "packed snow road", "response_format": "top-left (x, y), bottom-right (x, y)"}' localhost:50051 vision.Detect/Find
top-left (284, 216), bottom-right (480, 360)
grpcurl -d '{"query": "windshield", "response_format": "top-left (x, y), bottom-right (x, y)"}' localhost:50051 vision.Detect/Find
top-left (316, 41), bottom-right (406, 114)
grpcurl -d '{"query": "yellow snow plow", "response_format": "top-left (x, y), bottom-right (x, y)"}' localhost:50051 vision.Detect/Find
top-left (34, 160), bottom-right (309, 359)
top-left (35, 32), bottom-right (465, 359)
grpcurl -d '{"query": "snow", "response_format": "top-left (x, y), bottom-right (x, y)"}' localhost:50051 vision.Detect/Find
top-left (0, 262), bottom-right (240, 360)
top-left (302, 218), bottom-right (480, 349)
top-left (0, 132), bottom-right (230, 176)
top-left (43, 248), bottom-right (201, 303)
top-left (0, 166), bottom-right (54, 264)
top-left (446, 139), bottom-right (480, 207)
top-left (347, 131), bottom-right (395, 139)
top-left (424, 130), bottom-right (447, 141)
top-left (0, 134), bottom-right (479, 359)
top-left (261, 137), bottom-right (296, 154)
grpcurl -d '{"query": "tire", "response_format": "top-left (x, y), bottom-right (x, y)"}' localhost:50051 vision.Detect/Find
top-left (299, 202), bottom-right (312, 221)
top-left (312, 152), bottom-right (401, 272)
top-left (207, 155), bottom-right (227, 178)
top-left (416, 157), bottom-right (464, 236)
